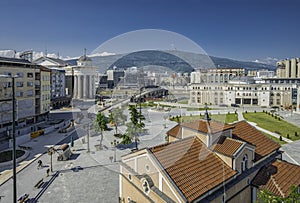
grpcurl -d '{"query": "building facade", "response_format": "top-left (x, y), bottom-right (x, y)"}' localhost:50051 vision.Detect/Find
top-left (0, 57), bottom-right (50, 140)
top-left (65, 55), bottom-right (98, 100)
top-left (189, 77), bottom-right (299, 107)
top-left (276, 58), bottom-right (300, 78)
top-left (190, 68), bottom-right (245, 84)
top-left (34, 56), bottom-right (68, 108)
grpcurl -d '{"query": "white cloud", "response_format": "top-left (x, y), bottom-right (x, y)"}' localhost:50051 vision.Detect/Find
top-left (89, 51), bottom-right (116, 57)
top-left (253, 57), bottom-right (278, 66)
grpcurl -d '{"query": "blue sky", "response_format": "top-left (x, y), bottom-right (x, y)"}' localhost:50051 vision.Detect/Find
top-left (1, 0), bottom-right (300, 61)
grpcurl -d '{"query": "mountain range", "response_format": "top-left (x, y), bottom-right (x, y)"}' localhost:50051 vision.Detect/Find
top-left (67, 50), bottom-right (276, 73)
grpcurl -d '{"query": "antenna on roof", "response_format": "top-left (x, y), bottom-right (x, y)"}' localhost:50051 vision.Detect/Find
top-left (84, 48), bottom-right (87, 57)
top-left (57, 52), bottom-right (59, 59)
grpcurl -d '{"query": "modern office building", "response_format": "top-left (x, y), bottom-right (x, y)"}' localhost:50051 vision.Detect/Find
top-left (276, 58), bottom-right (300, 78)
top-left (0, 57), bottom-right (50, 140)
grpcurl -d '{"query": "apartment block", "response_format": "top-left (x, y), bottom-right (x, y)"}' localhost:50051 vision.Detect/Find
top-left (0, 57), bottom-right (50, 140)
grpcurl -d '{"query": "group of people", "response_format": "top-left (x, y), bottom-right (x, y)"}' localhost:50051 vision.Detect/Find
top-left (37, 160), bottom-right (50, 176)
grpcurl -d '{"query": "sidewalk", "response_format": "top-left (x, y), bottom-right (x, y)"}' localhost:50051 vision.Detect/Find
top-left (0, 126), bottom-right (75, 185)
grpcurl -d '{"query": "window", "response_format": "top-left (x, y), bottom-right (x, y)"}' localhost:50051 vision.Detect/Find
top-left (145, 164), bottom-right (150, 172)
top-left (16, 91), bottom-right (23, 97)
top-left (128, 174), bottom-right (132, 181)
top-left (27, 90), bottom-right (33, 96)
top-left (142, 180), bottom-right (150, 195)
top-left (16, 82), bottom-right (23, 87)
top-left (16, 72), bottom-right (23, 77)
top-left (27, 81), bottom-right (33, 87)
top-left (27, 72), bottom-right (33, 78)
top-left (241, 154), bottom-right (248, 172)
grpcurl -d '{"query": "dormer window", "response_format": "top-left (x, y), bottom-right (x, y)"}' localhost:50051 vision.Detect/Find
top-left (241, 154), bottom-right (248, 172)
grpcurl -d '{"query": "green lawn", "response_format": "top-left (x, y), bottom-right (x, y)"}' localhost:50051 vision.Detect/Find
top-left (243, 112), bottom-right (300, 141)
top-left (171, 113), bottom-right (238, 124)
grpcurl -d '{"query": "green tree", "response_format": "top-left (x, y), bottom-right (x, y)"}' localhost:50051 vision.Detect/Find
top-left (128, 105), bottom-right (145, 149)
top-left (257, 186), bottom-right (300, 203)
top-left (94, 112), bottom-right (108, 148)
top-left (108, 108), bottom-right (126, 135)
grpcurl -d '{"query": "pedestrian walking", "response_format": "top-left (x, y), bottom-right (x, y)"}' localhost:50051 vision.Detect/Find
top-left (37, 160), bottom-right (43, 169)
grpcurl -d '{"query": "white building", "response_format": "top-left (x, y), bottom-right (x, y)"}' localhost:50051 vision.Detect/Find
top-left (65, 55), bottom-right (97, 100)
top-left (189, 76), bottom-right (299, 107)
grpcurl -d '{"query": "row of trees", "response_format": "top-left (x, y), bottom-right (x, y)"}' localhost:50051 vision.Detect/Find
top-left (94, 105), bottom-right (145, 149)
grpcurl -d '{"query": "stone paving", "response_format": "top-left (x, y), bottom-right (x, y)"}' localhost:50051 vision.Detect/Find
top-left (0, 108), bottom-right (176, 203)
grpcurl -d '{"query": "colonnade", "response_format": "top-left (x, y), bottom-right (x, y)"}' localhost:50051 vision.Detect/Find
top-left (73, 75), bottom-right (95, 99)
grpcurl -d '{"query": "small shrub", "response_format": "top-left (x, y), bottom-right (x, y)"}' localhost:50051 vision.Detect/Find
top-left (278, 117), bottom-right (281, 121)
top-left (245, 111), bottom-right (248, 113)
top-left (287, 134), bottom-right (290, 139)
top-left (279, 136), bottom-right (283, 141)
top-left (262, 110), bottom-right (265, 113)
top-left (228, 112), bottom-right (230, 115)
top-left (254, 110), bottom-right (256, 113)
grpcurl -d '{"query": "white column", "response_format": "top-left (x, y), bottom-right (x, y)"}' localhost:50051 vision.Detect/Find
top-left (74, 75), bottom-right (78, 99)
top-left (78, 75), bottom-right (82, 99)
top-left (83, 75), bottom-right (87, 99)
top-left (89, 75), bottom-right (93, 99)
top-left (92, 75), bottom-right (95, 98)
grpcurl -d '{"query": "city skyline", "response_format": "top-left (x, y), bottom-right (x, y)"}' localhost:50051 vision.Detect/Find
top-left (1, 0), bottom-right (300, 63)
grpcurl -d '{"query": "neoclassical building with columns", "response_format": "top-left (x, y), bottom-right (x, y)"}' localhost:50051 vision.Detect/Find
top-left (65, 54), bottom-right (97, 100)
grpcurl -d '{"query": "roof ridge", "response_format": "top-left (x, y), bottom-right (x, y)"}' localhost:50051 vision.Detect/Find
top-left (270, 175), bottom-right (285, 197)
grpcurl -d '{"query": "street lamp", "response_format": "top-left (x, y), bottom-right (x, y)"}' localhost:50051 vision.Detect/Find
top-left (0, 74), bottom-right (18, 203)
top-left (111, 139), bottom-right (119, 162)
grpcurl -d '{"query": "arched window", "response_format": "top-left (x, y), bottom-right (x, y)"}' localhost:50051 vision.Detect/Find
top-left (241, 154), bottom-right (248, 172)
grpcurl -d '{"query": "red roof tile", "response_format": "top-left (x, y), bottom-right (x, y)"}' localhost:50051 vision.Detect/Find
top-left (150, 137), bottom-right (236, 202)
top-left (231, 121), bottom-right (280, 161)
top-left (167, 124), bottom-right (182, 139)
top-left (212, 136), bottom-right (244, 157)
top-left (181, 119), bottom-right (234, 134)
top-left (253, 160), bottom-right (300, 197)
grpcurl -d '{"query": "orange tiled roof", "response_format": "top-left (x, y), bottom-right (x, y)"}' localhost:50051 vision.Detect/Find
top-left (181, 119), bottom-right (234, 134)
top-left (150, 137), bottom-right (236, 202)
top-left (253, 159), bottom-right (300, 197)
top-left (212, 136), bottom-right (244, 157)
top-left (231, 121), bottom-right (280, 161)
top-left (167, 124), bottom-right (182, 138)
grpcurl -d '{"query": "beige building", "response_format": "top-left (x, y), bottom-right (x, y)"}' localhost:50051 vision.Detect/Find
top-left (276, 58), bottom-right (300, 78)
top-left (0, 57), bottom-right (50, 140)
top-left (190, 68), bottom-right (245, 84)
top-left (120, 115), bottom-right (300, 202)
top-left (189, 77), bottom-right (298, 107)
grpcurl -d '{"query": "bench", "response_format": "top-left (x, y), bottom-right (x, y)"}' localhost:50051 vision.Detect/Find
top-left (34, 178), bottom-right (44, 189)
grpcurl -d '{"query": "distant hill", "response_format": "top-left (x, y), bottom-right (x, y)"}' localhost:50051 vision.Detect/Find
top-left (66, 50), bottom-right (276, 73)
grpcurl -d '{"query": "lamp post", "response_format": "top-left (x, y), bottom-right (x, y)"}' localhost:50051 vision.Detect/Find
top-left (111, 139), bottom-right (119, 162)
top-left (0, 74), bottom-right (17, 203)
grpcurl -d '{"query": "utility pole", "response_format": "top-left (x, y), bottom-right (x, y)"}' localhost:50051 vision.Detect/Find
top-left (12, 76), bottom-right (17, 203)
top-left (87, 124), bottom-right (90, 153)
